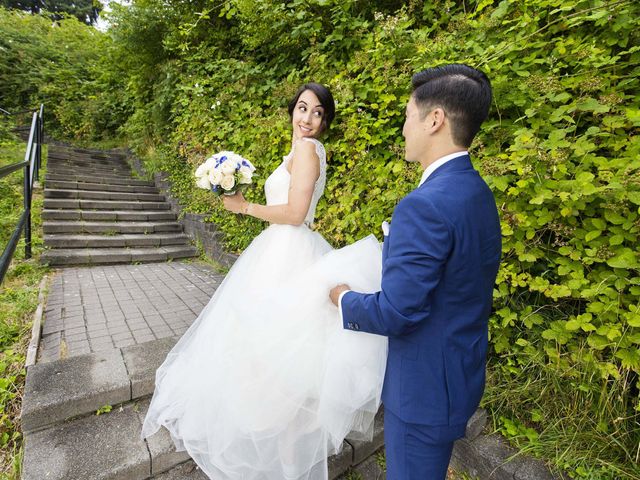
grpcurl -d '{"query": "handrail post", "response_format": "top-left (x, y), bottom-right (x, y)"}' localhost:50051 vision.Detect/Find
top-left (24, 156), bottom-right (32, 260)
top-left (23, 112), bottom-right (37, 260)
top-left (36, 104), bottom-right (44, 182)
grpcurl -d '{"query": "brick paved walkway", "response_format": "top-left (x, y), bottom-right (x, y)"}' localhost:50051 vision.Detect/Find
top-left (39, 261), bottom-right (225, 363)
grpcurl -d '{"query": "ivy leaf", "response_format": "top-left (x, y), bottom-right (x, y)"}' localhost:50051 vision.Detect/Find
top-left (626, 312), bottom-right (640, 328)
top-left (604, 210), bottom-right (626, 225)
top-left (615, 348), bottom-right (640, 370)
top-left (542, 321), bottom-right (573, 345)
top-left (609, 234), bottom-right (625, 246)
top-left (587, 334), bottom-right (610, 350)
top-left (625, 108), bottom-right (640, 126)
top-left (627, 191), bottom-right (640, 205)
top-left (606, 248), bottom-right (639, 269)
top-left (585, 230), bottom-right (602, 242)
top-left (576, 98), bottom-right (610, 114)
top-left (490, 0), bottom-right (510, 20)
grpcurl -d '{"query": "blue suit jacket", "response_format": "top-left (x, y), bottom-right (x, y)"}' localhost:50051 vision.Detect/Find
top-left (342, 155), bottom-right (501, 427)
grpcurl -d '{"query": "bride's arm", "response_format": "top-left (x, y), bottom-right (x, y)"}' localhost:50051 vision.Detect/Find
top-left (222, 140), bottom-right (319, 225)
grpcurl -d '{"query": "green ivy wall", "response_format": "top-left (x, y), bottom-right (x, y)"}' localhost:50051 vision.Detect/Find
top-left (1, 1), bottom-right (638, 478)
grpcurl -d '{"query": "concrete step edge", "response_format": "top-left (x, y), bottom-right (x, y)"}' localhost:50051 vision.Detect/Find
top-left (43, 199), bottom-right (172, 211)
top-left (45, 174), bottom-right (153, 186)
top-left (42, 210), bottom-right (177, 221)
top-left (43, 220), bottom-right (183, 234)
top-left (44, 189), bottom-right (164, 201)
top-left (45, 181), bottom-right (158, 194)
top-left (40, 245), bottom-right (199, 266)
top-left (44, 233), bottom-right (191, 248)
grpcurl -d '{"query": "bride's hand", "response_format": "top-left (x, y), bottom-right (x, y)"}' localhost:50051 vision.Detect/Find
top-left (222, 192), bottom-right (249, 214)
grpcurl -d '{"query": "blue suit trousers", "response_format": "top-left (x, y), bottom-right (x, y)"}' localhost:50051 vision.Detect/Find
top-left (384, 408), bottom-right (466, 480)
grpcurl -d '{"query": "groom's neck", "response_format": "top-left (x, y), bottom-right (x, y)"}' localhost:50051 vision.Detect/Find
top-left (419, 143), bottom-right (466, 171)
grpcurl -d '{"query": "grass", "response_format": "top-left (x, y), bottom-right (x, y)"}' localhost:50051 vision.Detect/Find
top-left (483, 349), bottom-right (640, 480)
top-left (0, 131), bottom-right (49, 479)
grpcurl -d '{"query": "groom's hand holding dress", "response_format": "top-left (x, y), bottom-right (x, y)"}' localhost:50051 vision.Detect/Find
top-left (330, 64), bottom-right (501, 480)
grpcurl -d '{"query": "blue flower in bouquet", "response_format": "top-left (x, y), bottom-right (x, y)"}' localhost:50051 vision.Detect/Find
top-left (195, 151), bottom-right (256, 196)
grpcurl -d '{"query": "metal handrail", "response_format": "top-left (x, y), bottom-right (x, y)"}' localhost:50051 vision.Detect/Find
top-left (0, 105), bottom-right (45, 284)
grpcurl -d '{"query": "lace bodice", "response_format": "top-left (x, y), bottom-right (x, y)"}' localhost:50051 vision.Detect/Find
top-left (264, 137), bottom-right (327, 225)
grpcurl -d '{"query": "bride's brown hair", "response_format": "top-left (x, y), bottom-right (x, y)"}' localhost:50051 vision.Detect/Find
top-left (287, 82), bottom-right (336, 132)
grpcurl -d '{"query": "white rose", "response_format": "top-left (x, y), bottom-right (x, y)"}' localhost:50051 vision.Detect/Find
top-left (209, 168), bottom-right (223, 185)
top-left (221, 159), bottom-right (237, 175)
top-left (243, 159), bottom-right (256, 172)
top-left (194, 163), bottom-right (209, 178)
top-left (220, 174), bottom-right (236, 191)
top-left (238, 166), bottom-right (253, 184)
top-left (204, 157), bottom-right (218, 169)
top-left (196, 175), bottom-right (211, 190)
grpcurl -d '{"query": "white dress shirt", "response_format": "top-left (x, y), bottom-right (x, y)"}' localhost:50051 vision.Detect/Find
top-left (337, 151), bottom-right (469, 323)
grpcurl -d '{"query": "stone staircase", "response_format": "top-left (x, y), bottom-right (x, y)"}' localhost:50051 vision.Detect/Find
top-left (20, 337), bottom-right (386, 479)
top-left (42, 146), bottom-right (197, 266)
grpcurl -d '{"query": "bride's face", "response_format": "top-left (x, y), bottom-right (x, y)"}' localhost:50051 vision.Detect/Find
top-left (291, 89), bottom-right (325, 140)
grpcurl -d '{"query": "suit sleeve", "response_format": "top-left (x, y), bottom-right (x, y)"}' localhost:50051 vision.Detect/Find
top-left (341, 194), bottom-right (451, 337)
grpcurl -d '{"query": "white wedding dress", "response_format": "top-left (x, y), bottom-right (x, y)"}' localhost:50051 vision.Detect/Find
top-left (142, 138), bottom-right (388, 480)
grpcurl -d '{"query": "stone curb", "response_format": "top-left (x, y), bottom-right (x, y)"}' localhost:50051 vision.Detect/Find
top-left (451, 432), bottom-right (561, 480)
top-left (25, 275), bottom-right (48, 367)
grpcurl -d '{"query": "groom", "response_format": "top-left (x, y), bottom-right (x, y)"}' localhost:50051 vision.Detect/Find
top-left (330, 64), bottom-right (501, 479)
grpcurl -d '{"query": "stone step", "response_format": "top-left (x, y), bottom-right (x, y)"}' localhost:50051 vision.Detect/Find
top-left (44, 233), bottom-right (191, 248)
top-left (46, 157), bottom-right (127, 167)
top-left (49, 146), bottom-right (127, 158)
top-left (47, 151), bottom-right (127, 161)
top-left (46, 168), bottom-right (133, 178)
top-left (46, 173), bottom-right (154, 187)
top-left (44, 199), bottom-right (171, 211)
top-left (22, 398), bottom-right (190, 480)
top-left (42, 209), bottom-right (176, 222)
top-left (22, 339), bottom-right (176, 433)
top-left (47, 157), bottom-right (130, 168)
top-left (45, 188), bottom-right (164, 202)
top-left (44, 180), bottom-right (158, 194)
top-left (149, 462), bottom-right (209, 479)
top-left (21, 338), bottom-right (380, 479)
top-left (40, 245), bottom-right (198, 266)
top-left (22, 396), bottom-right (359, 480)
top-left (43, 220), bottom-right (182, 234)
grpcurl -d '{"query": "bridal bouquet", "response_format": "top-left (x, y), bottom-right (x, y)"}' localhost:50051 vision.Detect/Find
top-left (195, 151), bottom-right (256, 196)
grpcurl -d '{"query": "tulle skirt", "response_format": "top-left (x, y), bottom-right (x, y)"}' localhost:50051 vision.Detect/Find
top-left (141, 224), bottom-right (388, 480)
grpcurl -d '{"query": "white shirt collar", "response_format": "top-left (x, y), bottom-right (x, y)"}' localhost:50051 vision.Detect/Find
top-left (418, 151), bottom-right (468, 187)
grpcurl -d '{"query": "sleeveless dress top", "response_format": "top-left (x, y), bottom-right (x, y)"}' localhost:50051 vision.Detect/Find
top-left (264, 137), bottom-right (326, 226)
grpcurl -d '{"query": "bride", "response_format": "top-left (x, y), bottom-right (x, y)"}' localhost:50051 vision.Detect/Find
top-left (141, 83), bottom-right (388, 480)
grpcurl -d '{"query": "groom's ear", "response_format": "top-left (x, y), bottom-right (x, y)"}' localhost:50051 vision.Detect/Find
top-left (429, 108), bottom-right (446, 132)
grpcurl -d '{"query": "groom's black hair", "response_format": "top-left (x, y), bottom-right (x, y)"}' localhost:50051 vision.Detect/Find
top-left (411, 64), bottom-right (492, 148)
top-left (288, 82), bottom-right (336, 132)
